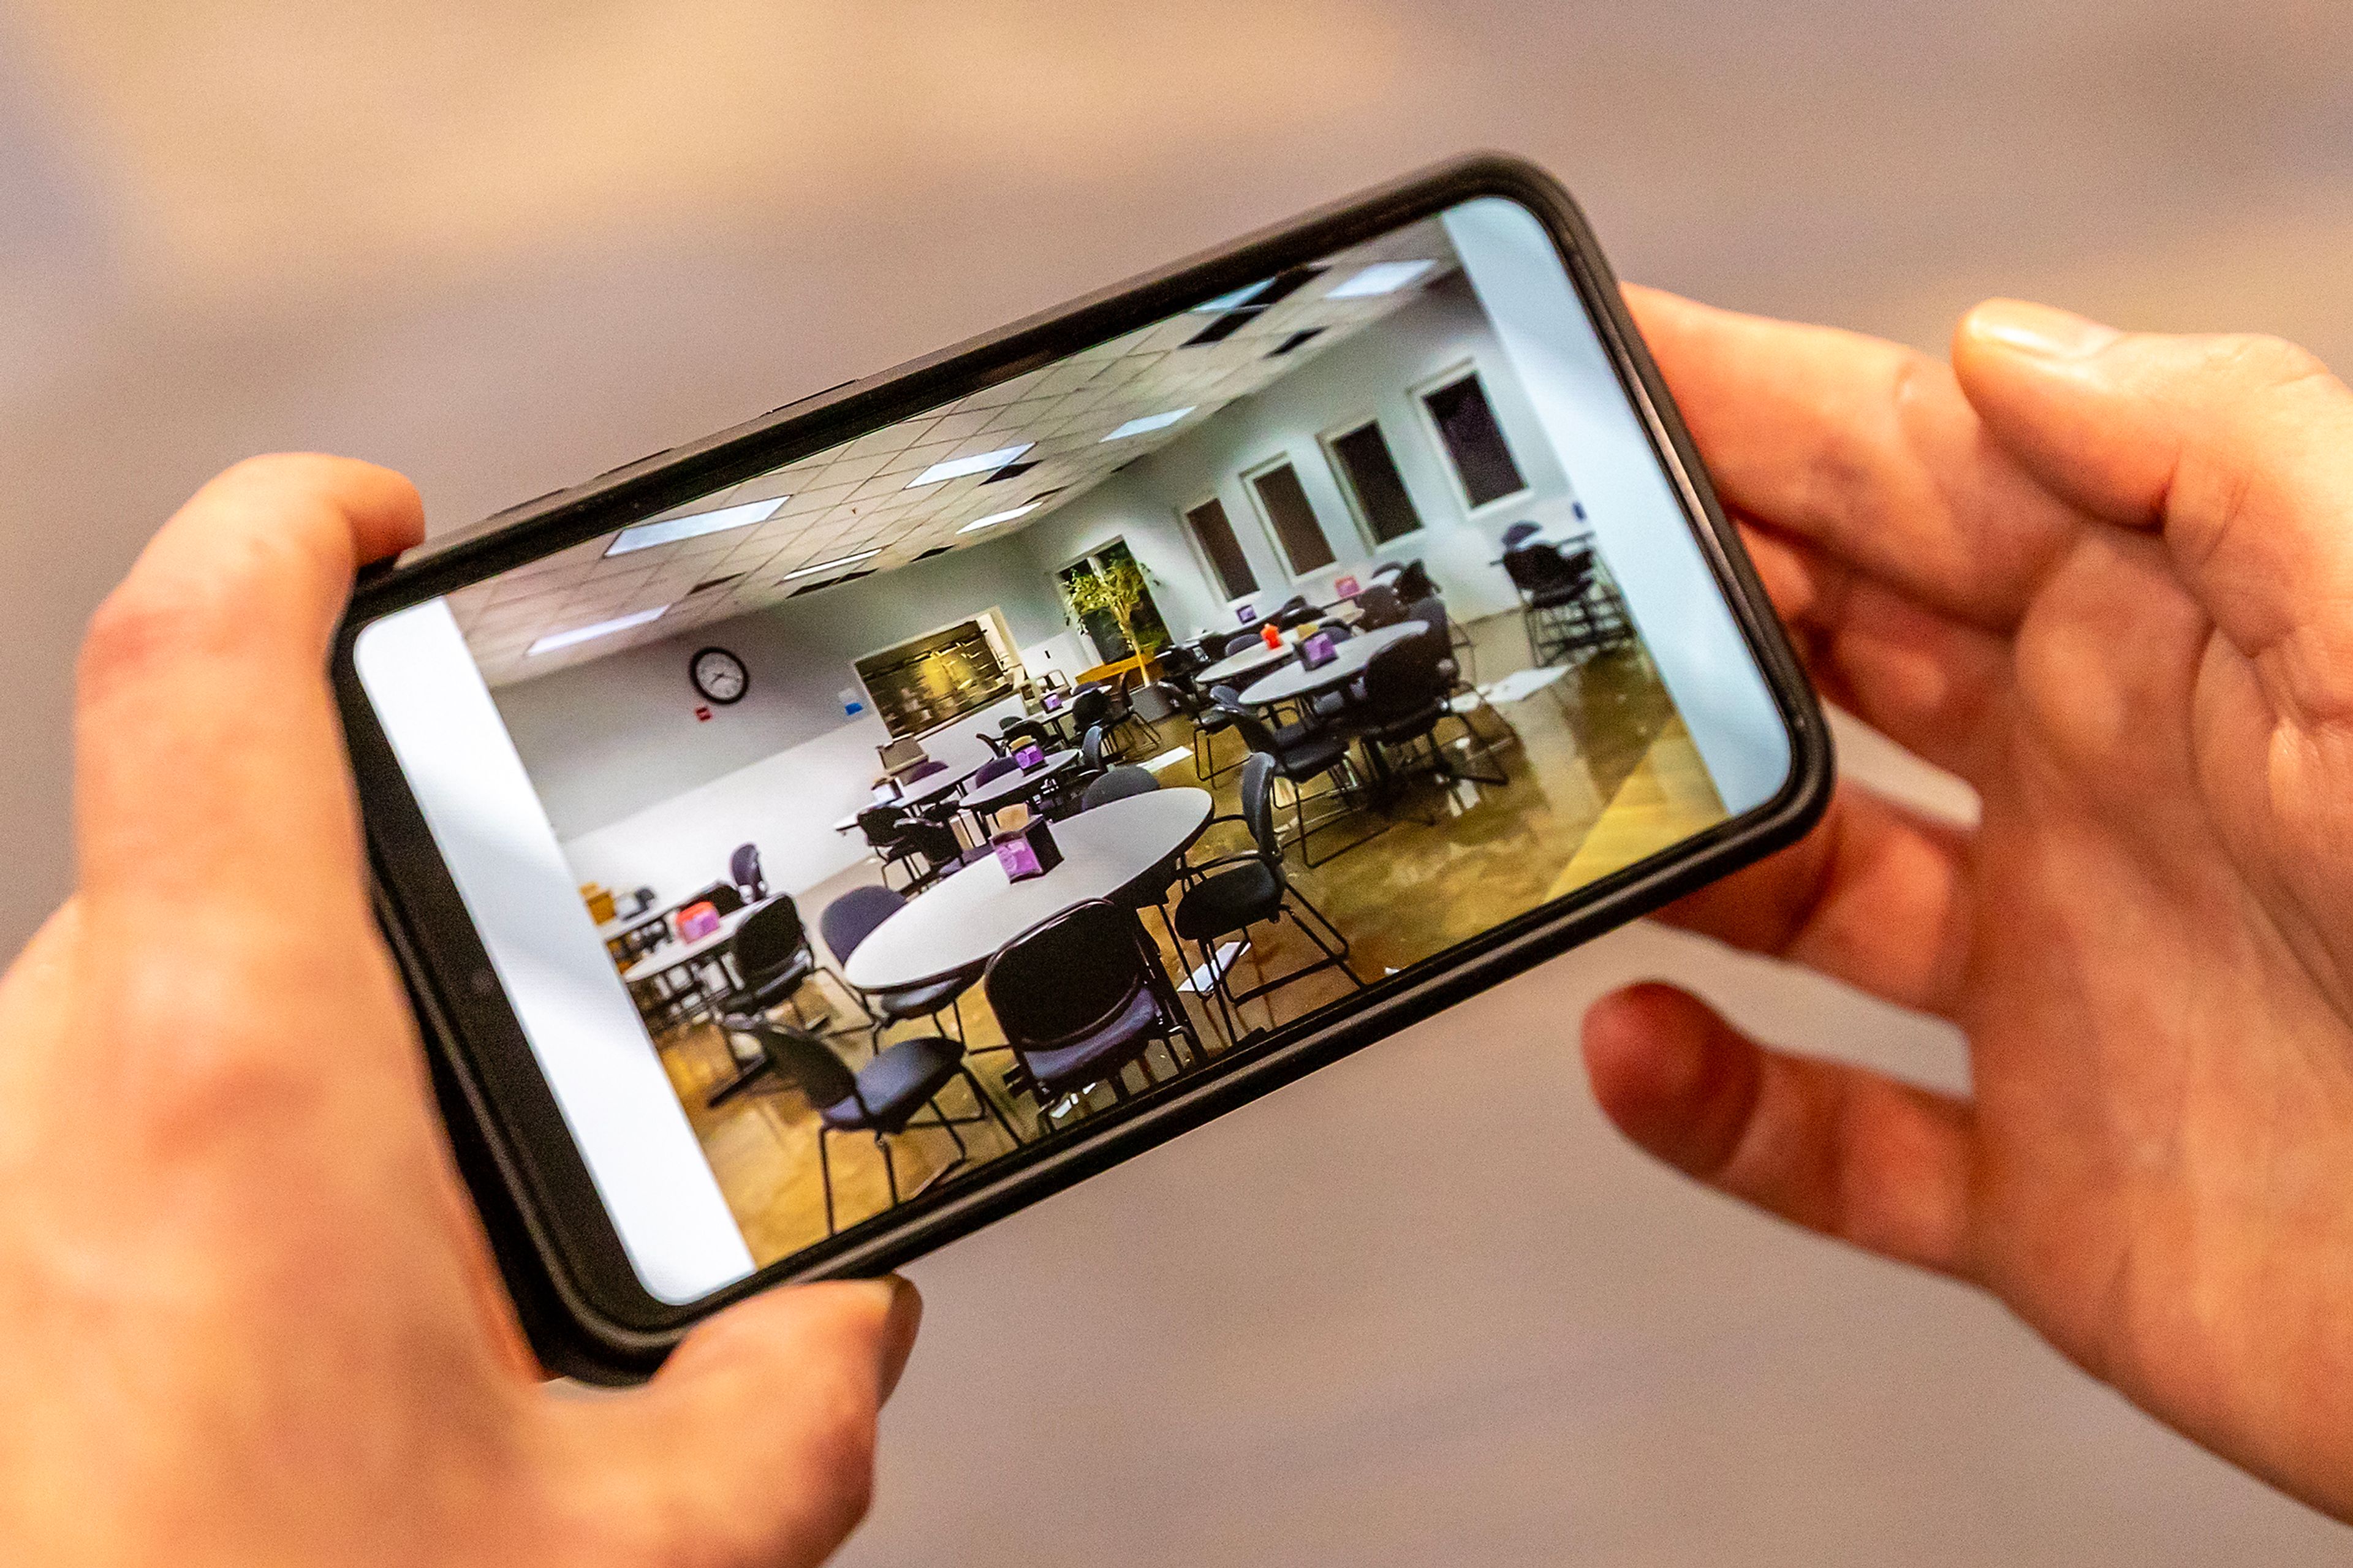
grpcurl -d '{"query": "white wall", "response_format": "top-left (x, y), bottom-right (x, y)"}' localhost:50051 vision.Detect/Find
top-left (1014, 274), bottom-right (1583, 639)
top-left (492, 527), bottom-right (1073, 836)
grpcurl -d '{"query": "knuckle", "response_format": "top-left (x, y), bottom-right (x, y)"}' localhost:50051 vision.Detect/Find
top-left (79, 577), bottom-right (229, 694)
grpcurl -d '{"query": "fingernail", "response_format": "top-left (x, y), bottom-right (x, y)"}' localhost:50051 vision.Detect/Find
top-left (1969, 300), bottom-right (2120, 360)
top-left (868, 1276), bottom-right (923, 1402)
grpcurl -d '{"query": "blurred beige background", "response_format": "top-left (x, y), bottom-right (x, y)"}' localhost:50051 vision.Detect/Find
top-left (3, 2), bottom-right (2350, 1562)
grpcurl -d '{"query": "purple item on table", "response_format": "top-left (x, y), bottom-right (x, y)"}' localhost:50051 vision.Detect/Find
top-left (1297, 632), bottom-right (1336, 670)
top-left (1236, 604), bottom-right (1258, 624)
top-left (991, 817), bottom-right (1063, 881)
top-left (1015, 743), bottom-right (1045, 770)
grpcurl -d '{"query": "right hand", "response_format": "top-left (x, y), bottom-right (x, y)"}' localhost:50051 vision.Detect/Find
top-left (1582, 289), bottom-right (2353, 1519)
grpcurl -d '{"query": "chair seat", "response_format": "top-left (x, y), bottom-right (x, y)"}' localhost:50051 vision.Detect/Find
top-left (871, 971), bottom-right (975, 1022)
top-left (1198, 706), bottom-right (1235, 732)
top-left (1018, 988), bottom-right (1164, 1096)
top-left (816, 1035), bottom-right (965, 1133)
top-left (1273, 733), bottom-right (1351, 775)
top-left (1365, 702), bottom-right (1446, 746)
top-left (1174, 862), bottom-right (1285, 940)
top-left (1529, 584), bottom-right (1586, 610)
top-left (733, 950), bottom-right (814, 1010)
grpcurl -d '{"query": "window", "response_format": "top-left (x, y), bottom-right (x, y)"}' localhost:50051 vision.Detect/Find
top-left (1245, 459), bottom-right (1337, 577)
top-left (1418, 368), bottom-right (1528, 511)
top-left (1323, 419), bottom-right (1423, 546)
top-left (1183, 497), bottom-right (1258, 600)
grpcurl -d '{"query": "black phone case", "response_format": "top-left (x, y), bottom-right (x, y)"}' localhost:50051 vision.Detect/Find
top-left (335, 152), bottom-right (1833, 1384)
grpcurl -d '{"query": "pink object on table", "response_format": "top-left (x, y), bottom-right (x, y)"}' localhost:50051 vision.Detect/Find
top-left (676, 901), bottom-right (721, 941)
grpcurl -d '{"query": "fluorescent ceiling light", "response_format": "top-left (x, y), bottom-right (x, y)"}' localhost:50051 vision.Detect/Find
top-left (603, 496), bottom-right (785, 556)
top-left (781, 548), bottom-right (882, 581)
top-left (1191, 281), bottom-right (1270, 313)
top-left (1101, 407), bottom-right (1195, 442)
top-left (1325, 260), bottom-right (1438, 299)
top-left (958, 503), bottom-right (1040, 534)
top-left (526, 604), bottom-right (669, 656)
top-left (906, 444), bottom-right (1034, 487)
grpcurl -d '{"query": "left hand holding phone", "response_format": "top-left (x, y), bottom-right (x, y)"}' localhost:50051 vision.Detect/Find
top-left (0, 454), bottom-right (919, 1567)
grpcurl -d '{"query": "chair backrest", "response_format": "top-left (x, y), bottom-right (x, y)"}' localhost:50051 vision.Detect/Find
top-left (1223, 632), bottom-right (1262, 656)
top-left (1071, 687), bottom-right (1113, 730)
top-left (730, 898), bottom-right (807, 979)
top-left (1389, 559), bottom-right (1436, 602)
top-left (1359, 637), bottom-right (1449, 724)
top-left (984, 900), bottom-right (1150, 1053)
top-left (1081, 724), bottom-right (1107, 770)
top-left (971, 755), bottom-right (1018, 787)
top-left (1082, 765), bottom-right (1160, 810)
top-left (901, 817), bottom-right (962, 865)
top-left (977, 730), bottom-right (1009, 757)
top-left (1131, 681), bottom-right (1179, 723)
top-left (726, 1016), bottom-right (857, 1109)
top-left (1502, 542), bottom-right (1582, 597)
top-left (856, 804), bottom-right (906, 849)
top-left (729, 843), bottom-right (765, 898)
top-left (1002, 718), bottom-right (1049, 751)
top-left (1237, 753), bottom-right (1283, 865)
top-left (1404, 594), bottom-right (1451, 654)
top-left (1273, 600), bottom-right (1320, 630)
top-left (1500, 520), bottom-right (1543, 550)
top-left (904, 758), bottom-right (949, 781)
top-left (686, 880), bottom-right (744, 917)
top-left (1222, 700), bottom-right (1284, 762)
top-left (1354, 581), bottom-right (1406, 630)
top-left (819, 883), bottom-right (906, 966)
top-left (1208, 683), bottom-right (1241, 708)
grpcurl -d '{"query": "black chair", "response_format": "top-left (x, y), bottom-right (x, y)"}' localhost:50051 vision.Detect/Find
top-left (857, 804), bottom-right (934, 892)
top-left (1347, 633), bottom-right (1504, 794)
top-left (1388, 559), bottom-right (1436, 604)
top-left (1172, 755), bottom-right (1365, 1045)
top-left (1223, 632), bottom-right (1265, 657)
top-left (1101, 680), bottom-right (1160, 756)
top-left (1082, 765), bottom-right (1160, 809)
top-left (681, 880), bottom-right (745, 918)
top-left (820, 884), bottom-right (982, 1047)
top-left (705, 898), bottom-right (829, 1105)
top-left (1503, 543), bottom-right (1631, 666)
top-left (729, 843), bottom-right (767, 901)
top-left (903, 757), bottom-right (950, 782)
top-left (1270, 595), bottom-right (1314, 630)
top-left (984, 901), bottom-right (1199, 1112)
top-left (1191, 687), bottom-right (1240, 781)
top-left (1499, 520), bottom-right (1544, 551)
top-left (1354, 581), bottom-right (1406, 631)
top-left (1220, 697), bottom-right (1379, 868)
top-left (721, 1015), bottom-right (1019, 1237)
top-left (1069, 687), bottom-right (1115, 755)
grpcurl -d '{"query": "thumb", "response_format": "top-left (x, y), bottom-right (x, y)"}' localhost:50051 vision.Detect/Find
top-left (570, 1278), bottom-right (922, 1567)
top-left (1951, 300), bottom-right (2353, 675)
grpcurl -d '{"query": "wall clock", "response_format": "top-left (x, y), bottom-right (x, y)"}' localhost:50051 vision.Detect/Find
top-left (689, 646), bottom-right (749, 705)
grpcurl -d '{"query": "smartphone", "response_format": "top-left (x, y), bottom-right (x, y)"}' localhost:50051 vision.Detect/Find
top-left (333, 153), bottom-right (1830, 1382)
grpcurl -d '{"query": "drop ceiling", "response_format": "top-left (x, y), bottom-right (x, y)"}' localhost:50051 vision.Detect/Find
top-left (449, 216), bottom-right (1459, 686)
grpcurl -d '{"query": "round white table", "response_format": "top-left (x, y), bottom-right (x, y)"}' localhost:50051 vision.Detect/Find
top-left (896, 760), bottom-right (982, 809)
top-left (845, 788), bottom-right (1213, 991)
top-left (960, 750), bottom-right (1082, 822)
top-left (1198, 633), bottom-right (1299, 687)
top-left (1235, 621), bottom-right (1427, 708)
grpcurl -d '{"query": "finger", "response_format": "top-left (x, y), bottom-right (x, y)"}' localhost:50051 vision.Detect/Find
top-left (1626, 284), bottom-right (2077, 630)
top-left (75, 455), bottom-right (424, 922)
top-left (571, 1279), bottom-right (922, 1568)
top-left (1951, 301), bottom-right (2353, 723)
top-left (1582, 982), bottom-right (1977, 1278)
top-left (1652, 780), bottom-right (1976, 1021)
top-left (1741, 520), bottom-right (2009, 782)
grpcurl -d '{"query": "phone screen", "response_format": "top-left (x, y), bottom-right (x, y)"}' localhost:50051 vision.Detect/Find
top-left (352, 195), bottom-right (1794, 1305)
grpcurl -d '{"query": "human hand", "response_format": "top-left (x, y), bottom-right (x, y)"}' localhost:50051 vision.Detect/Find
top-left (1582, 290), bottom-right (2353, 1518)
top-left (0, 456), bottom-right (919, 1567)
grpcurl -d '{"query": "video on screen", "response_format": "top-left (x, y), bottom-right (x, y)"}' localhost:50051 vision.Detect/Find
top-left (381, 198), bottom-right (1789, 1274)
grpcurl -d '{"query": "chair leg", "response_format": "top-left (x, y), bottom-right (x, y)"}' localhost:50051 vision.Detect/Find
top-left (1289, 885), bottom-right (1367, 988)
top-left (817, 1128), bottom-right (837, 1237)
top-left (876, 1133), bottom-right (901, 1207)
top-left (960, 1064), bottom-right (1025, 1148)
